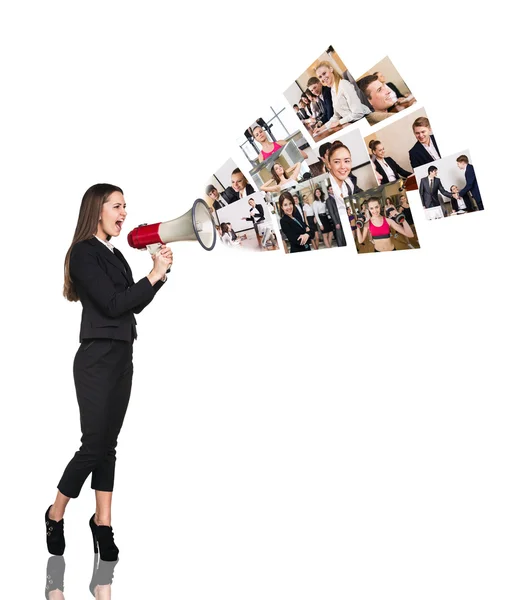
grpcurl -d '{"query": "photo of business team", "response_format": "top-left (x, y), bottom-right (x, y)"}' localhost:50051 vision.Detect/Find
top-left (284, 45), bottom-right (371, 144)
top-left (357, 56), bottom-right (417, 126)
top-left (345, 181), bottom-right (420, 254)
top-left (364, 108), bottom-right (443, 190)
top-left (276, 175), bottom-right (346, 254)
top-left (212, 191), bottom-right (279, 251)
top-left (413, 151), bottom-right (484, 220)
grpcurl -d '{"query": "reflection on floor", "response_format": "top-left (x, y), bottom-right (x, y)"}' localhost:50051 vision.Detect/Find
top-left (236, 229), bottom-right (279, 252)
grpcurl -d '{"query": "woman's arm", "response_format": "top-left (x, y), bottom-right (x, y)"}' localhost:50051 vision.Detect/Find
top-left (387, 217), bottom-right (413, 238)
top-left (337, 80), bottom-right (369, 125)
top-left (260, 179), bottom-right (281, 193)
top-left (356, 223), bottom-right (368, 244)
top-left (285, 162), bottom-right (302, 180)
top-left (70, 244), bottom-right (161, 319)
top-left (313, 202), bottom-right (323, 228)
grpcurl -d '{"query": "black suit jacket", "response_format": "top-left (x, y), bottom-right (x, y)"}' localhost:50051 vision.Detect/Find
top-left (450, 194), bottom-right (473, 212)
top-left (419, 176), bottom-right (452, 209)
top-left (70, 237), bottom-right (165, 342)
top-left (409, 135), bottom-right (440, 169)
top-left (222, 184), bottom-right (256, 204)
top-left (280, 214), bottom-right (310, 252)
top-left (321, 85), bottom-right (334, 122)
top-left (244, 203), bottom-right (265, 223)
top-left (374, 157), bottom-right (411, 183)
top-left (460, 164), bottom-right (482, 208)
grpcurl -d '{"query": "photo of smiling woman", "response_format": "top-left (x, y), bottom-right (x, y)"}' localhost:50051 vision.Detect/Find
top-left (45, 184), bottom-right (172, 561)
top-left (279, 190), bottom-right (311, 253)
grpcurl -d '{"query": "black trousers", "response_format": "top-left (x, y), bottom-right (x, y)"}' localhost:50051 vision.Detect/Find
top-left (58, 339), bottom-right (133, 498)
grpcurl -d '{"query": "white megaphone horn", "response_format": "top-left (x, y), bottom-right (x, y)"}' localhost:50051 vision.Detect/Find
top-left (127, 199), bottom-right (217, 253)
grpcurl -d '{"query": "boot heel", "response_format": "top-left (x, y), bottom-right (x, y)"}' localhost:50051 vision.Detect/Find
top-left (89, 517), bottom-right (98, 553)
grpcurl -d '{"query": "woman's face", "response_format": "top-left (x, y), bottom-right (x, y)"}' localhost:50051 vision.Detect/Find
top-left (346, 206), bottom-right (351, 215)
top-left (253, 127), bottom-right (267, 143)
top-left (249, 199), bottom-right (256, 207)
top-left (374, 144), bottom-right (385, 159)
top-left (329, 147), bottom-right (352, 183)
top-left (369, 201), bottom-right (381, 218)
top-left (315, 189), bottom-right (321, 199)
top-left (450, 186), bottom-right (458, 194)
top-left (293, 196), bottom-right (299, 205)
top-left (273, 164), bottom-right (285, 177)
top-left (98, 191), bottom-right (127, 238)
top-left (282, 198), bottom-right (294, 216)
top-left (316, 65), bottom-right (334, 87)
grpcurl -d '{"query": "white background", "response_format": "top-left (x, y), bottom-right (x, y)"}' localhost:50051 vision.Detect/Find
top-left (0, 2), bottom-right (512, 599)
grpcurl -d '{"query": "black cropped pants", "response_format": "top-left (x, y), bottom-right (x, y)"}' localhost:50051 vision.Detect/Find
top-left (58, 339), bottom-right (133, 498)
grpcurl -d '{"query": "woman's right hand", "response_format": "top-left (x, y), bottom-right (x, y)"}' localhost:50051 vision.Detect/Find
top-left (297, 233), bottom-right (310, 245)
top-left (149, 246), bottom-right (173, 283)
top-left (320, 225), bottom-right (324, 231)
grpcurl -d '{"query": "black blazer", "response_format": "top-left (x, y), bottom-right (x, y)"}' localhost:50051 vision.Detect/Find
top-left (70, 237), bottom-right (165, 343)
top-left (321, 85), bottom-right (334, 122)
top-left (244, 203), bottom-right (265, 223)
top-left (451, 194), bottom-right (473, 212)
top-left (419, 176), bottom-right (452, 209)
top-left (222, 184), bottom-right (256, 204)
top-left (374, 156), bottom-right (411, 183)
top-left (460, 164), bottom-right (482, 207)
top-left (409, 135), bottom-right (440, 169)
top-left (280, 214), bottom-right (310, 252)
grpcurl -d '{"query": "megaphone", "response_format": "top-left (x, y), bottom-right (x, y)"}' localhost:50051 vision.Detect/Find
top-left (127, 199), bottom-right (217, 253)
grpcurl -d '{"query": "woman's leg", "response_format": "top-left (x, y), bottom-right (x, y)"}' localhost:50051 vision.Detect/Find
top-left (49, 491), bottom-right (71, 521)
top-left (95, 491), bottom-right (113, 527)
top-left (322, 232), bottom-right (330, 248)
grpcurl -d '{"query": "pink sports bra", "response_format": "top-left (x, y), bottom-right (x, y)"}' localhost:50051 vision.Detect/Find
top-left (261, 141), bottom-right (282, 160)
top-left (368, 216), bottom-right (390, 240)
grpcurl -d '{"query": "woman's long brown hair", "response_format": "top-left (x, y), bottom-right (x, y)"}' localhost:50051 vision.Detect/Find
top-left (63, 183), bottom-right (123, 302)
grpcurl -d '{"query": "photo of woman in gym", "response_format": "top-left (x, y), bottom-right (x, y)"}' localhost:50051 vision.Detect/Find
top-left (355, 195), bottom-right (415, 253)
top-left (260, 161), bottom-right (302, 193)
top-left (45, 183), bottom-right (173, 561)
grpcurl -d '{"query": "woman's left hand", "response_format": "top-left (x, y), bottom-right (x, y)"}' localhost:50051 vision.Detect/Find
top-left (152, 244), bottom-right (173, 270)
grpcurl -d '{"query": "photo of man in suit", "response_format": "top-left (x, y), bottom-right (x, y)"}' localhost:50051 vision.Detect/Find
top-left (358, 75), bottom-right (416, 125)
top-left (307, 76), bottom-right (334, 124)
top-left (457, 155), bottom-right (484, 211)
top-left (419, 166), bottom-right (452, 212)
top-left (409, 117), bottom-right (441, 169)
top-left (206, 184), bottom-right (230, 209)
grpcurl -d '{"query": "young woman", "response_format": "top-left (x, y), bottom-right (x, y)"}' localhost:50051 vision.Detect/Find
top-left (346, 205), bottom-right (358, 246)
top-left (45, 184), bottom-right (173, 561)
top-left (398, 195), bottom-right (414, 225)
top-left (278, 191), bottom-right (311, 253)
top-left (260, 162), bottom-right (302, 193)
top-left (301, 189), bottom-right (319, 250)
top-left (312, 187), bottom-right (333, 249)
top-left (314, 61), bottom-right (370, 133)
top-left (369, 140), bottom-right (411, 184)
top-left (356, 196), bottom-right (414, 252)
top-left (241, 198), bottom-right (273, 249)
top-left (221, 222), bottom-right (241, 246)
top-left (252, 125), bottom-right (308, 163)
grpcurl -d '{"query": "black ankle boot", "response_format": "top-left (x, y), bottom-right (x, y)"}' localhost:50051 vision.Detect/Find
top-left (89, 556), bottom-right (119, 596)
top-left (45, 556), bottom-right (65, 599)
top-left (89, 515), bottom-right (119, 561)
top-left (45, 506), bottom-right (65, 556)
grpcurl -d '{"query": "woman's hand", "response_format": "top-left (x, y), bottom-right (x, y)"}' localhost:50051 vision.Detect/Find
top-left (297, 233), bottom-right (310, 245)
top-left (320, 224), bottom-right (324, 231)
top-left (148, 245), bottom-right (173, 283)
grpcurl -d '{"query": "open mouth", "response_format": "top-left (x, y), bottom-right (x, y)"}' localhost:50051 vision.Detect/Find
top-left (115, 221), bottom-right (123, 231)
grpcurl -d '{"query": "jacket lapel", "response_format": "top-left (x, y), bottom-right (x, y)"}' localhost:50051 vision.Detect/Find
top-left (89, 237), bottom-right (131, 283)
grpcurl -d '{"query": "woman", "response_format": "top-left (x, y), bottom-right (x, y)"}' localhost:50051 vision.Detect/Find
top-left (314, 61), bottom-right (370, 133)
top-left (45, 184), bottom-right (173, 561)
top-left (301, 189), bottom-right (319, 250)
top-left (221, 222), bottom-right (241, 246)
top-left (369, 140), bottom-right (411, 184)
top-left (252, 125), bottom-right (308, 163)
top-left (278, 190), bottom-right (311, 253)
top-left (450, 185), bottom-right (472, 213)
top-left (356, 196), bottom-right (414, 252)
top-left (398, 195), bottom-right (414, 225)
top-left (346, 205), bottom-right (358, 247)
top-left (252, 126), bottom-right (287, 162)
top-left (260, 161), bottom-right (302, 193)
top-left (312, 187), bottom-right (333, 249)
top-left (241, 198), bottom-right (272, 249)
